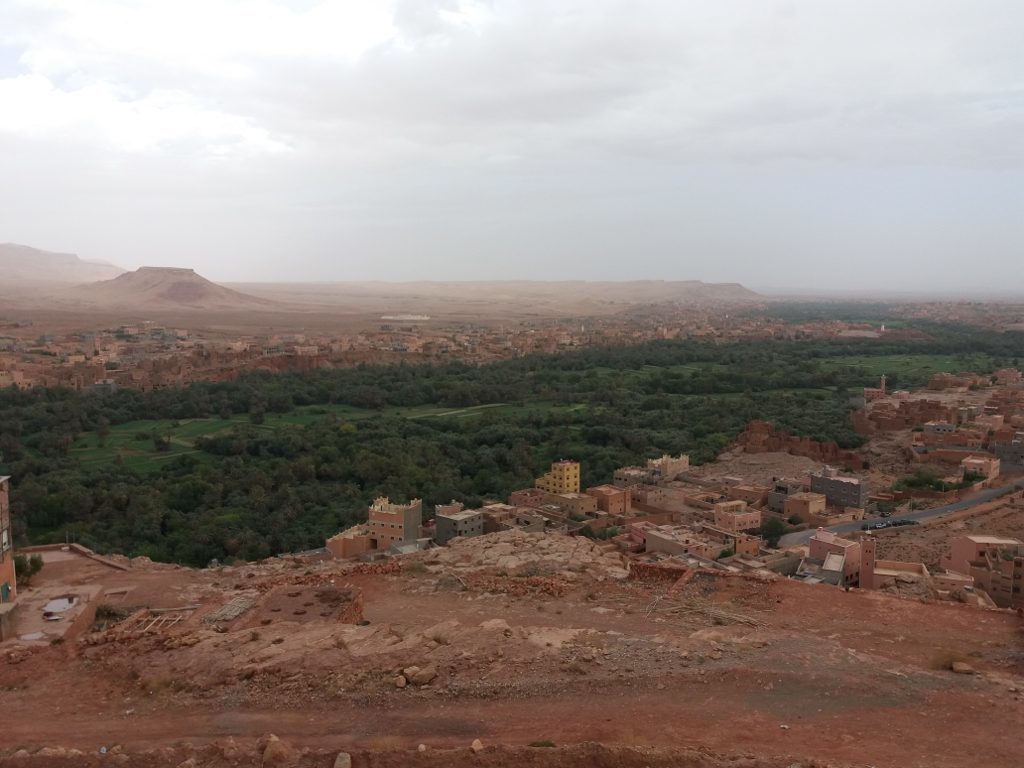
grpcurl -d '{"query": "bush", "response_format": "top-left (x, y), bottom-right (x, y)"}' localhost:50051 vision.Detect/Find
top-left (14, 553), bottom-right (44, 586)
top-left (759, 517), bottom-right (787, 547)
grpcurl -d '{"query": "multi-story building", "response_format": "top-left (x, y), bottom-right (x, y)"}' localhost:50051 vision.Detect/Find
top-left (646, 454), bottom-right (690, 481)
top-left (712, 500), bottom-right (761, 533)
top-left (434, 506), bottom-right (485, 545)
top-left (642, 525), bottom-right (718, 560)
top-left (480, 503), bottom-right (547, 534)
top-left (536, 460), bottom-right (581, 495)
top-left (367, 496), bottom-right (423, 548)
top-left (784, 492), bottom-right (827, 524)
top-left (991, 431), bottom-right (1024, 466)
top-left (801, 529), bottom-right (929, 591)
top-left (612, 454), bottom-right (689, 487)
top-left (809, 466), bottom-right (869, 510)
top-left (0, 476), bottom-right (15, 603)
top-left (766, 478), bottom-right (804, 513)
top-left (697, 523), bottom-right (762, 558)
top-left (941, 535), bottom-right (1023, 609)
top-left (807, 529), bottom-right (867, 588)
top-left (585, 484), bottom-right (632, 515)
top-left (961, 456), bottom-right (1001, 481)
top-left (546, 492), bottom-right (598, 517)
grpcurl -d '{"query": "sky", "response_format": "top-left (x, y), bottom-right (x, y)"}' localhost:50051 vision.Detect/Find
top-left (0, 0), bottom-right (1021, 292)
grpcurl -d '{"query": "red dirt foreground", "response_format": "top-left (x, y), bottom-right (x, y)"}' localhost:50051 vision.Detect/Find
top-left (1, 531), bottom-right (1022, 767)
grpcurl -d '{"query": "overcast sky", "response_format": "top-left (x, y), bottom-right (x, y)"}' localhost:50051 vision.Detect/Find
top-left (1, 1), bottom-right (1021, 292)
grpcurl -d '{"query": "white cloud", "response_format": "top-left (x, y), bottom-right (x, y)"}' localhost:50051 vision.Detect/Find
top-left (0, 1), bottom-right (1021, 287)
top-left (0, 72), bottom-right (287, 154)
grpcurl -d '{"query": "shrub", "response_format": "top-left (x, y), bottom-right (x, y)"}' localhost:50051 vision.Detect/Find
top-left (14, 553), bottom-right (44, 586)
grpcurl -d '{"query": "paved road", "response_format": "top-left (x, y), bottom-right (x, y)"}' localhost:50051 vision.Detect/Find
top-left (778, 477), bottom-right (1024, 547)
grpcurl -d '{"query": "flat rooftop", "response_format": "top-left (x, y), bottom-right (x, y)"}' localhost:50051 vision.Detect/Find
top-left (965, 535), bottom-right (1023, 545)
top-left (822, 552), bottom-right (846, 572)
top-left (811, 529), bottom-right (858, 548)
top-left (438, 508), bottom-right (483, 521)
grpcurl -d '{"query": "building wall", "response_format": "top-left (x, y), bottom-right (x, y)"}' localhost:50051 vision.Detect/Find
top-left (809, 531), bottom-right (863, 586)
top-left (767, 480), bottom-right (804, 513)
top-left (784, 493), bottom-right (827, 524)
top-left (941, 536), bottom-right (1023, 575)
top-left (508, 488), bottom-right (548, 508)
top-left (367, 497), bottom-right (423, 546)
top-left (809, 471), bottom-right (869, 509)
top-left (699, 524), bottom-right (761, 557)
top-left (712, 500), bottom-right (761, 532)
top-left (546, 492), bottom-right (598, 516)
top-left (326, 532), bottom-right (374, 559)
top-left (933, 570), bottom-right (974, 593)
top-left (961, 456), bottom-right (1000, 481)
top-left (585, 485), bottom-right (632, 515)
top-left (435, 511), bottom-right (484, 545)
top-left (0, 477), bottom-right (15, 602)
top-left (536, 461), bottom-right (581, 494)
top-left (967, 555), bottom-right (1024, 609)
top-left (860, 536), bottom-right (877, 589)
top-left (940, 536), bottom-right (1024, 606)
top-left (644, 528), bottom-right (716, 559)
top-left (647, 454), bottom-right (690, 481)
top-left (727, 484), bottom-right (770, 506)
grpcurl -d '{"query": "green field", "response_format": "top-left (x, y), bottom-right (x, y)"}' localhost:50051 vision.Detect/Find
top-left (817, 353), bottom-right (993, 378)
top-left (51, 350), bottom-right (994, 475)
top-left (64, 401), bottom-right (588, 471)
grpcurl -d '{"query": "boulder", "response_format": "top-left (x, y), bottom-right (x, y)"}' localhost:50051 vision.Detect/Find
top-left (333, 752), bottom-right (352, 768)
top-left (951, 661), bottom-right (975, 675)
top-left (261, 734), bottom-right (293, 766)
top-left (471, 739), bottom-right (484, 753)
top-left (410, 664), bottom-right (438, 686)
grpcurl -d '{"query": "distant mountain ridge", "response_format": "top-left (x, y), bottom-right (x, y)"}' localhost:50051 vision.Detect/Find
top-left (0, 243), bottom-right (125, 284)
top-left (69, 266), bottom-right (282, 310)
top-left (229, 279), bottom-right (762, 306)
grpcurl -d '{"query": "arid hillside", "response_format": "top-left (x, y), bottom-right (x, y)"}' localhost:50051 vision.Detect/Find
top-left (0, 243), bottom-right (124, 286)
top-left (1, 530), bottom-right (1021, 767)
top-left (65, 267), bottom-right (284, 311)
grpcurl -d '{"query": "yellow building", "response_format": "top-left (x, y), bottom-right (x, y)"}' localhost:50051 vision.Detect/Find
top-left (784, 492), bottom-right (827, 524)
top-left (536, 460), bottom-right (581, 494)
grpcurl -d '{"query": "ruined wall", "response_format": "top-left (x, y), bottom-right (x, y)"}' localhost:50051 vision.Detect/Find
top-left (735, 421), bottom-right (861, 467)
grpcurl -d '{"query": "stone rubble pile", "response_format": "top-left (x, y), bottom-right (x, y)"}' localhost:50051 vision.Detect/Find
top-left (422, 530), bottom-right (629, 581)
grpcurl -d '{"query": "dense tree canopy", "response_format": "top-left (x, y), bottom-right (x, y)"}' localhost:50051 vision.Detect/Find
top-left (1, 327), bottom-right (1017, 565)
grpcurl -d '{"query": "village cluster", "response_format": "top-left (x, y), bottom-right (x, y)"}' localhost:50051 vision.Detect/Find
top-left (317, 368), bottom-right (1024, 611)
top-left (1, 310), bottom-right (927, 392)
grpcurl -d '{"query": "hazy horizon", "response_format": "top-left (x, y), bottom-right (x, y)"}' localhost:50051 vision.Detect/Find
top-left (1, 1), bottom-right (1022, 292)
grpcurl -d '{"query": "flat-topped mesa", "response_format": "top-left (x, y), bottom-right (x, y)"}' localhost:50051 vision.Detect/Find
top-left (136, 266), bottom-right (197, 275)
top-left (66, 265), bottom-right (279, 310)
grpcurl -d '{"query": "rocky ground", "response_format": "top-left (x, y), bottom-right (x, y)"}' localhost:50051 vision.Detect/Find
top-left (1, 530), bottom-right (1022, 768)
